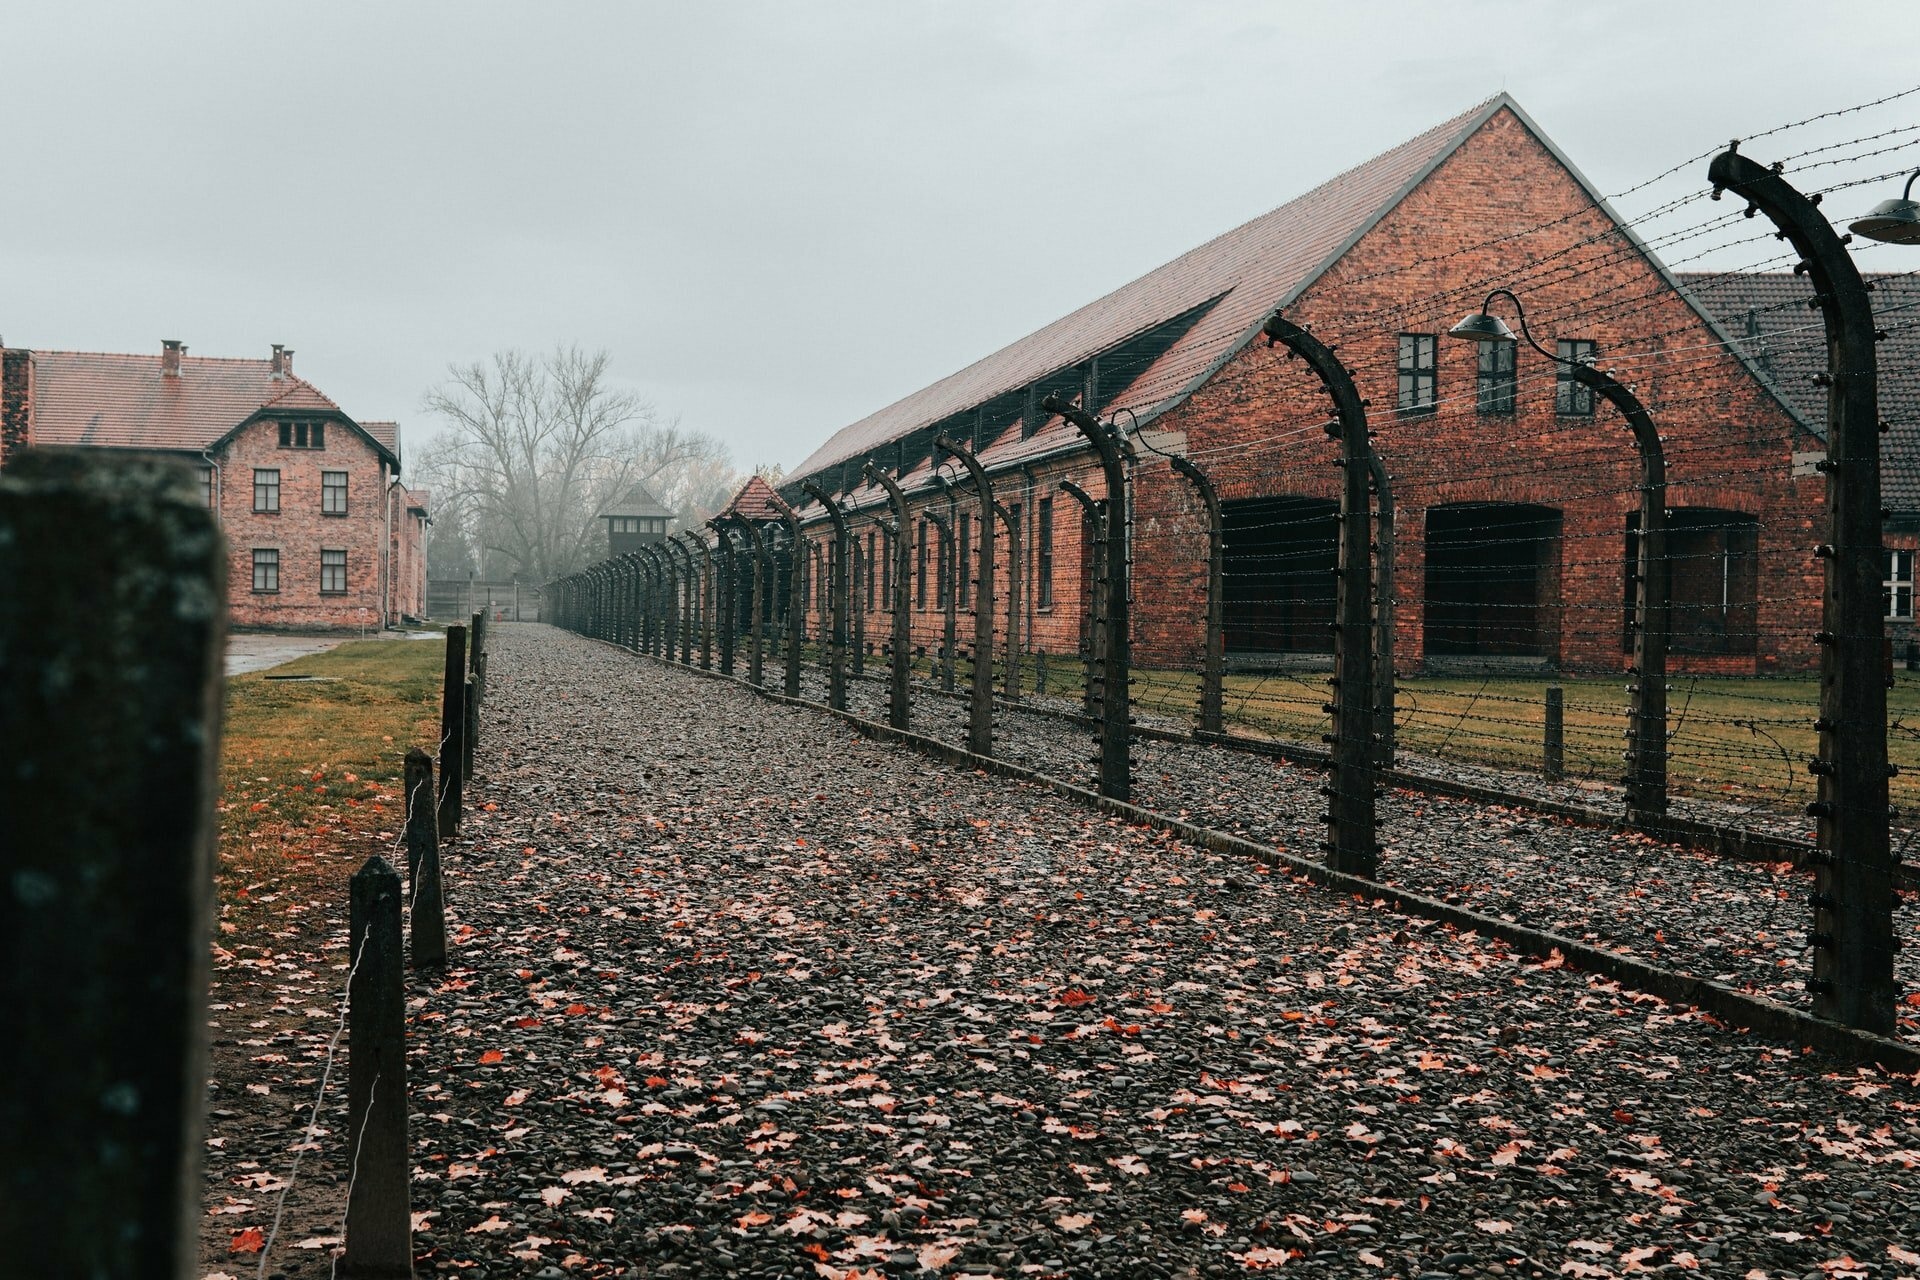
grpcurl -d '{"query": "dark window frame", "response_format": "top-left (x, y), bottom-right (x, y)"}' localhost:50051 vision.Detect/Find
top-left (321, 470), bottom-right (349, 516)
top-left (253, 468), bottom-right (280, 514)
top-left (251, 547), bottom-right (280, 594)
top-left (277, 420), bottom-right (327, 450)
top-left (1396, 334), bottom-right (1437, 416)
top-left (320, 548), bottom-right (348, 596)
top-left (1888, 548), bottom-right (1915, 621)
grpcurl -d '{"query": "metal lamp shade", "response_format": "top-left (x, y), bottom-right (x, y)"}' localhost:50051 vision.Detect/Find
top-left (1446, 311), bottom-right (1517, 343)
top-left (1850, 198), bottom-right (1920, 245)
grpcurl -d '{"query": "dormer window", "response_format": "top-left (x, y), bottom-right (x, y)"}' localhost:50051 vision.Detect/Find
top-left (278, 420), bottom-right (326, 449)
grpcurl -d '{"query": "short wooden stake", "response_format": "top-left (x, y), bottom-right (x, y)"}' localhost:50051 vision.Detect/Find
top-left (343, 855), bottom-right (412, 1277)
top-left (404, 749), bottom-right (446, 969)
top-left (462, 676), bottom-right (477, 783)
top-left (438, 625), bottom-right (467, 837)
top-left (1545, 684), bottom-right (1565, 782)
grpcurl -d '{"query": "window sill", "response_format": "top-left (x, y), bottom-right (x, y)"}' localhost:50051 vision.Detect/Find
top-left (252, 589), bottom-right (279, 595)
top-left (320, 591), bottom-right (348, 598)
top-left (1395, 407), bottom-right (1436, 419)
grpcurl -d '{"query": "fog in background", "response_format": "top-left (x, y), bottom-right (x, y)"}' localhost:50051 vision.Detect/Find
top-left (2, 1), bottom-right (1913, 472)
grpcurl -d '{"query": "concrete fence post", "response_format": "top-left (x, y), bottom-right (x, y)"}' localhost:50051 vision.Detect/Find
top-left (343, 855), bottom-right (412, 1278)
top-left (404, 749), bottom-right (446, 968)
top-left (0, 450), bottom-right (225, 1279)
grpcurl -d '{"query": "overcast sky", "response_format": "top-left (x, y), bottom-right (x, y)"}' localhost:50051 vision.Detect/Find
top-left (3, 2), bottom-right (1915, 473)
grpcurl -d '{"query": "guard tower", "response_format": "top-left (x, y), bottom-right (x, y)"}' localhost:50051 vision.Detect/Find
top-left (600, 480), bottom-right (673, 555)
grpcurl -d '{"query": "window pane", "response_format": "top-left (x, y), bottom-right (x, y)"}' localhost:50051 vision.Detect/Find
top-left (1397, 334), bottom-right (1436, 413)
top-left (1556, 341), bottom-right (1597, 415)
top-left (253, 468), bottom-right (280, 512)
top-left (1477, 341), bottom-right (1515, 414)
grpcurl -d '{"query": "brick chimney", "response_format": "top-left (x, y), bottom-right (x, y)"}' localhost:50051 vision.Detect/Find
top-left (161, 339), bottom-right (186, 378)
top-left (280, 347), bottom-right (294, 377)
top-left (270, 344), bottom-right (287, 377)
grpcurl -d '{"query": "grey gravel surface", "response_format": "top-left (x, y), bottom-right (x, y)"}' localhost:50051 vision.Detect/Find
top-left (781, 662), bottom-right (1920, 1039)
top-left (407, 625), bottom-right (1920, 1278)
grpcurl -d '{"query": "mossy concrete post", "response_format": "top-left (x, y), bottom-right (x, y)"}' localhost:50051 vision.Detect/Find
top-left (404, 749), bottom-right (446, 968)
top-left (438, 624), bottom-right (467, 837)
top-left (343, 855), bottom-right (412, 1278)
top-left (0, 449), bottom-right (225, 1280)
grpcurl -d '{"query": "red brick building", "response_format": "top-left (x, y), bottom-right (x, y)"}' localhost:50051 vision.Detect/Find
top-left (778, 94), bottom-right (1830, 676)
top-left (0, 340), bottom-right (429, 628)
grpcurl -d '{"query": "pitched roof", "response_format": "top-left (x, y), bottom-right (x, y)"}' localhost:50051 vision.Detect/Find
top-left (600, 479), bottom-right (674, 520)
top-left (24, 347), bottom-right (400, 469)
top-left (362, 420), bottom-right (402, 457)
top-left (405, 487), bottom-right (431, 515)
top-left (1679, 271), bottom-right (1920, 513)
top-left (789, 94), bottom-right (1509, 487)
top-left (722, 474), bottom-right (792, 522)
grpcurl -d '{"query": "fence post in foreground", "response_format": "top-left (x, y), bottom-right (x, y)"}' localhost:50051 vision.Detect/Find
top-left (1720, 147), bottom-right (1906, 1031)
top-left (438, 624), bottom-right (467, 837)
top-left (1044, 398), bottom-right (1131, 802)
top-left (1545, 685), bottom-right (1565, 782)
top-left (800, 481), bottom-right (852, 710)
top-left (0, 450), bottom-right (225, 1279)
top-left (1059, 479), bottom-right (1105, 719)
top-left (1263, 314), bottom-right (1377, 878)
top-left (344, 855), bottom-right (412, 1278)
top-left (932, 436), bottom-right (998, 755)
top-left (1169, 455), bottom-right (1225, 735)
top-left (404, 748), bottom-right (446, 968)
top-left (866, 463), bottom-right (915, 730)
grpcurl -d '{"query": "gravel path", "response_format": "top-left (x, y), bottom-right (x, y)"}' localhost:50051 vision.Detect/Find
top-left (780, 663), bottom-right (1920, 1035)
top-left (408, 625), bottom-right (1920, 1279)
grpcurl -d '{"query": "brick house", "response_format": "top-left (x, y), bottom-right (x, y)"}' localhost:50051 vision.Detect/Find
top-left (0, 339), bottom-right (429, 628)
top-left (775, 94), bottom-right (1829, 676)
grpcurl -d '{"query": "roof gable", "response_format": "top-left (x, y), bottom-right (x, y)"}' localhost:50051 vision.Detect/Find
top-left (789, 94), bottom-right (1507, 485)
top-left (600, 479), bottom-right (674, 520)
top-left (723, 474), bottom-right (793, 522)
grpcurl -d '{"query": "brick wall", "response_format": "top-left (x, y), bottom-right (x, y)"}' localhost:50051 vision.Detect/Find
top-left (219, 420), bottom-right (392, 629)
top-left (1135, 108), bottom-right (1819, 674)
top-left (388, 488), bottom-right (428, 622)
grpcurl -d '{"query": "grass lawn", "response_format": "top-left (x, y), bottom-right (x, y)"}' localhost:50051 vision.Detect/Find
top-left (216, 637), bottom-right (446, 923)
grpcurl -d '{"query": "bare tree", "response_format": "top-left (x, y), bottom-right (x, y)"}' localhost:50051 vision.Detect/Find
top-left (417, 346), bottom-right (736, 580)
